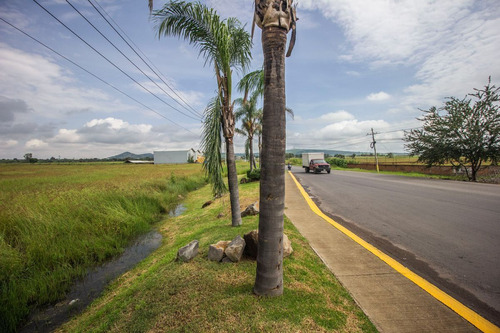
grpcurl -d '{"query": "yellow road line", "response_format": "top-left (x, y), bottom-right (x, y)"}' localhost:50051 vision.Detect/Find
top-left (288, 171), bottom-right (500, 333)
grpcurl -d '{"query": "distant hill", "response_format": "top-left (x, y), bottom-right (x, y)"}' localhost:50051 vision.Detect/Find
top-left (107, 152), bottom-right (153, 160)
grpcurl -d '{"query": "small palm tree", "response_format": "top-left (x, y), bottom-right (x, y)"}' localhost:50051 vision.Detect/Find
top-left (237, 69), bottom-right (293, 167)
top-left (235, 92), bottom-right (262, 171)
top-left (153, 0), bottom-right (252, 227)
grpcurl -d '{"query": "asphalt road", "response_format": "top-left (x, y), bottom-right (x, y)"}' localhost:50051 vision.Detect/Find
top-left (291, 167), bottom-right (500, 325)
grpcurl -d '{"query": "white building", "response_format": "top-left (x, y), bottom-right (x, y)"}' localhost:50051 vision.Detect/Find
top-left (153, 149), bottom-right (198, 164)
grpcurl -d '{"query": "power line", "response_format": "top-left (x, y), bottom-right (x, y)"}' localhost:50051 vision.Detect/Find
top-left (89, 0), bottom-right (203, 118)
top-left (64, 0), bottom-right (202, 121)
top-left (0, 16), bottom-right (197, 134)
top-left (32, 0), bottom-right (201, 123)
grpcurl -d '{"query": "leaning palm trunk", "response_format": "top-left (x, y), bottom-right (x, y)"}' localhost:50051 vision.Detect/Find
top-left (253, 0), bottom-right (296, 296)
top-left (218, 67), bottom-right (243, 227)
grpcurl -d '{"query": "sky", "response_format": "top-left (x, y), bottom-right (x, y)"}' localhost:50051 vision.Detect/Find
top-left (0, 0), bottom-right (499, 159)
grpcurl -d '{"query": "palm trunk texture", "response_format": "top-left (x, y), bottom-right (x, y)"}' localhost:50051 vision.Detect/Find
top-left (226, 137), bottom-right (242, 227)
top-left (254, 26), bottom-right (287, 296)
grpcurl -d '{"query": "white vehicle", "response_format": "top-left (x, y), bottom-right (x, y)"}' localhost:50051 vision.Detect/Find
top-left (302, 152), bottom-right (331, 174)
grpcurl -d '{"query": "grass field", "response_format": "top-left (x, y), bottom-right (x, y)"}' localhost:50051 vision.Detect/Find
top-left (0, 163), bottom-right (206, 332)
top-left (56, 175), bottom-right (376, 333)
top-left (1, 162), bottom-right (376, 332)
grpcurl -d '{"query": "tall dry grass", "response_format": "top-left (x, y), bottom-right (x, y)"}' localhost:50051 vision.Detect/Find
top-left (0, 163), bottom-right (205, 332)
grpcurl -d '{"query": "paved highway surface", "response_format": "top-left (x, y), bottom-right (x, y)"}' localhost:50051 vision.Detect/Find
top-left (291, 167), bottom-right (500, 325)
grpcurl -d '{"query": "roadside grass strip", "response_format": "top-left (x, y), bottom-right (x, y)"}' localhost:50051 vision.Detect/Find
top-left (288, 171), bottom-right (500, 333)
top-left (57, 178), bottom-right (376, 332)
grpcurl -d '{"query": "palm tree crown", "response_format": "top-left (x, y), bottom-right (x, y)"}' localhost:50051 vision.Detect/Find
top-left (154, 0), bottom-right (252, 226)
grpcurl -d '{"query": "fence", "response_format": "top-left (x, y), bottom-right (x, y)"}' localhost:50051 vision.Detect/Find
top-left (347, 163), bottom-right (500, 178)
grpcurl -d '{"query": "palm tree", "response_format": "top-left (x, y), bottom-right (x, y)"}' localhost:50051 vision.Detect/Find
top-left (237, 69), bottom-right (293, 168)
top-left (237, 68), bottom-right (264, 105)
top-left (253, 0), bottom-right (297, 297)
top-left (153, 0), bottom-right (252, 227)
top-left (235, 92), bottom-right (262, 171)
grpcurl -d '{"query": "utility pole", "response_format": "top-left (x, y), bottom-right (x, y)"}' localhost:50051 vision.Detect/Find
top-left (368, 128), bottom-right (380, 173)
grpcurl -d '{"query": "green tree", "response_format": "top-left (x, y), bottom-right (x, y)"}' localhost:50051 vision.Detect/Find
top-left (153, 0), bottom-right (252, 226)
top-left (253, 0), bottom-right (297, 297)
top-left (405, 78), bottom-right (500, 181)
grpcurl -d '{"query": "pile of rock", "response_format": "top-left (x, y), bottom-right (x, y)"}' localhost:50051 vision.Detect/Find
top-left (176, 230), bottom-right (293, 264)
top-left (208, 235), bottom-right (246, 263)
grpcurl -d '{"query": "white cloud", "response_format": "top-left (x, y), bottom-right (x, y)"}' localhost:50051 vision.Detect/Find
top-left (78, 118), bottom-right (153, 144)
top-left (0, 44), bottom-right (132, 121)
top-left (52, 129), bottom-right (80, 143)
top-left (25, 139), bottom-right (48, 149)
top-left (287, 111), bottom-right (406, 152)
top-left (319, 111), bottom-right (355, 122)
top-left (297, 0), bottom-right (500, 112)
top-left (1, 139), bottom-right (18, 148)
top-left (318, 119), bottom-right (389, 140)
top-left (367, 92), bottom-right (391, 101)
top-left (298, 0), bottom-right (475, 65)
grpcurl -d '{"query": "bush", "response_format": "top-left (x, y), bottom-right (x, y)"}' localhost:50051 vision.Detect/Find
top-left (327, 157), bottom-right (348, 168)
top-left (286, 157), bottom-right (301, 166)
top-left (246, 168), bottom-right (261, 181)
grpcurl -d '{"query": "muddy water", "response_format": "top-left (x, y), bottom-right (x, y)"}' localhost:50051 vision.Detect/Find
top-left (20, 204), bottom-right (185, 333)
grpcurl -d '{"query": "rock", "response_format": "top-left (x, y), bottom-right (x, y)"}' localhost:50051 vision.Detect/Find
top-left (242, 230), bottom-right (293, 259)
top-left (225, 235), bottom-right (246, 262)
top-left (241, 202), bottom-right (259, 217)
top-left (202, 200), bottom-right (213, 208)
top-left (176, 240), bottom-right (199, 262)
top-left (208, 245), bottom-right (224, 262)
top-left (208, 241), bottom-right (230, 262)
top-left (221, 256), bottom-right (233, 263)
top-left (68, 299), bottom-right (79, 306)
top-left (243, 230), bottom-right (259, 259)
top-left (283, 234), bottom-right (293, 257)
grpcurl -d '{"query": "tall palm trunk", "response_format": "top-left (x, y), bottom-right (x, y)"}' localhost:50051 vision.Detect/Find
top-left (254, 26), bottom-right (287, 296)
top-left (225, 136), bottom-right (242, 226)
top-left (219, 66), bottom-right (242, 227)
top-left (222, 109), bottom-right (242, 227)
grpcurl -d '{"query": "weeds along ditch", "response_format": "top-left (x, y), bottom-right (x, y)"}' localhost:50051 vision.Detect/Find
top-left (0, 163), bottom-right (206, 332)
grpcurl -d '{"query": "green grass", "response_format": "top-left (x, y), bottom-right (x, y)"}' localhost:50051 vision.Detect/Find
top-left (0, 163), bottom-right (207, 332)
top-left (56, 179), bottom-right (377, 333)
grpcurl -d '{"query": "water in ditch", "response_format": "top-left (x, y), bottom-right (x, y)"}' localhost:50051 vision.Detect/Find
top-left (20, 204), bottom-right (185, 333)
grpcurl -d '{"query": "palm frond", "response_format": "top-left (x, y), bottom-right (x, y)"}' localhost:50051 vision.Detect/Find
top-left (201, 96), bottom-right (226, 197)
top-left (154, 1), bottom-right (251, 77)
top-left (237, 69), bottom-right (264, 102)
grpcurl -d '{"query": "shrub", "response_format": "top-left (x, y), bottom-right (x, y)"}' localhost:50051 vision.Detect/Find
top-left (327, 157), bottom-right (348, 168)
top-left (246, 168), bottom-right (261, 181)
top-left (286, 157), bottom-right (301, 166)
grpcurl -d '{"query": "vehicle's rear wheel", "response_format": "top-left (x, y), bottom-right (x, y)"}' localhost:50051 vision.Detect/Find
top-left (305, 167), bottom-right (309, 173)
